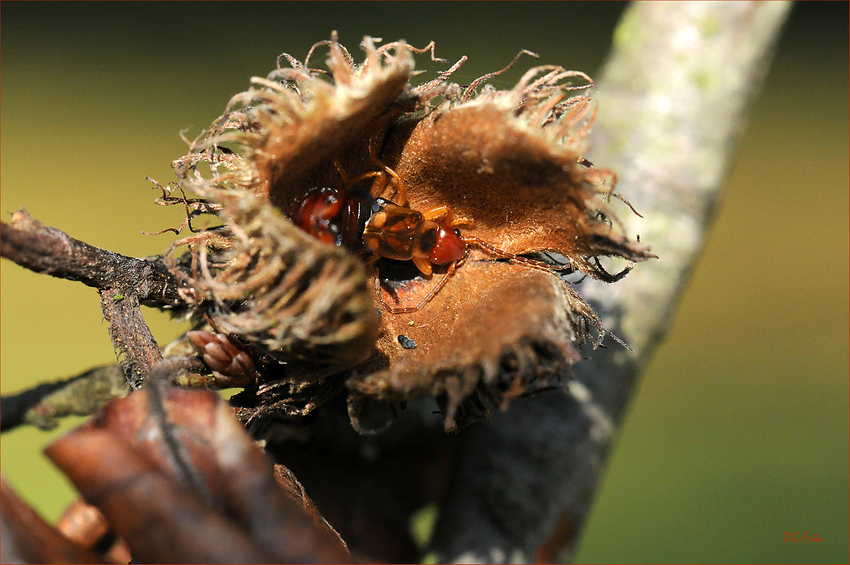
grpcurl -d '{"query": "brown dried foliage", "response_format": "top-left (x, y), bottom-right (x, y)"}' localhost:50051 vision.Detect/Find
top-left (1, 387), bottom-right (351, 563)
top-left (1, 479), bottom-right (106, 564)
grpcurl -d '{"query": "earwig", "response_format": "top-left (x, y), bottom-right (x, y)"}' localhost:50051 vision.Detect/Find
top-left (292, 152), bottom-right (581, 314)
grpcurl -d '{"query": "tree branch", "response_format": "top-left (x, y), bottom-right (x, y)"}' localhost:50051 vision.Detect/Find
top-left (1, 209), bottom-right (183, 309)
top-left (0, 365), bottom-right (127, 433)
top-left (429, 3), bottom-right (793, 562)
top-left (1, 209), bottom-right (190, 388)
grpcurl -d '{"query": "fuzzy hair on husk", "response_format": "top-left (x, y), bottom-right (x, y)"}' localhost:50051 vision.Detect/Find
top-left (163, 34), bottom-right (654, 429)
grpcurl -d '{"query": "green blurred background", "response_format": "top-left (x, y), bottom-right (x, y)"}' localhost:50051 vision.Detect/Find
top-left (2, 2), bottom-right (847, 562)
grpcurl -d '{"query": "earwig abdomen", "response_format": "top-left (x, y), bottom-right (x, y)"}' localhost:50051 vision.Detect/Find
top-left (294, 187), bottom-right (374, 251)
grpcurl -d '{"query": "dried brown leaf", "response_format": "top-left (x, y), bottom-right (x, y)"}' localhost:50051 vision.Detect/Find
top-left (55, 500), bottom-right (131, 564)
top-left (47, 427), bottom-right (280, 563)
top-left (44, 387), bottom-right (352, 563)
top-left (1, 479), bottom-right (106, 564)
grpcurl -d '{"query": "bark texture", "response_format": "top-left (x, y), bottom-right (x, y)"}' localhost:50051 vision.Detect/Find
top-left (428, 3), bottom-right (792, 562)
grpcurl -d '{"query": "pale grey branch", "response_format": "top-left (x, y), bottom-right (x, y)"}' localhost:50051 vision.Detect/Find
top-left (430, 3), bottom-right (793, 562)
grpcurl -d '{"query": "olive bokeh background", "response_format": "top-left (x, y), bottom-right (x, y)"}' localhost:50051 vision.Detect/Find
top-left (2, 3), bottom-right (847, 562)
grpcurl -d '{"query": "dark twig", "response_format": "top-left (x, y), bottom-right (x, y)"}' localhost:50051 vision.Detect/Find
top-left (1, 210), bottom-right (184, 309)
top-left (0, 365), bottom-right (126, 433)
top-left (99, 288), bottom-right (163, 389)
top-left (1, 209), bottom-right (191, 388)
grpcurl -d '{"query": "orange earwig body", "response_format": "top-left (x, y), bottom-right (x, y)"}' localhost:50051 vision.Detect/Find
top-left (363, 201), bottom-right (467, 276)
top-left (292, 157), bottom-right (575, 314)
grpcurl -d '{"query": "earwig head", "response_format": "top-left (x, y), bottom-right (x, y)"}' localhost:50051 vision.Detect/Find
top-left (428, 226), bottom-right (466, 265)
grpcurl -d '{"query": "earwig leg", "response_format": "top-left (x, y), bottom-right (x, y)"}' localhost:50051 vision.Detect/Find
top-left (380, 262), bottom-right (457, 315)
top-left (412, 257), bottom-right (433, 276)
top-left (450, 215), bottom-right (474, 228)
top-left (333, 156), bottom-right (386, 192)
top-left (375, 259), bottom-right (461, 315)
top-left (407, 262), bottom-right (457, 312)
top-left (374, 268), bottom-right (410, 314)
top-left (368, 171), bottom-right (388, 200)
top-left (367, 144), bottom-right (408, 206)
top-left (420, 205), bottom-right (452, 224)
top-left (332, 157), bottom-right (351, 185)
top-left (420, 205), bottom-right (474, 229)
top-left (374, 273), bottom-right (387, 305)
top-left (419, 204), bottom-right (478, 228)
top-left (362, 254), bottom-right (380, 266)
top-left (382, 166), bottom-right (408, 207)
top-left (345, 170), bottom-right (383, 188)
top-left (335, 148), bottom-right (406, 205)
top-left (464, 237), bottom-right (574, 272)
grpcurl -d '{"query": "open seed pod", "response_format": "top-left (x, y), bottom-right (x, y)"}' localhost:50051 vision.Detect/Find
top-left (165, 34), bottom-right (653, 428)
